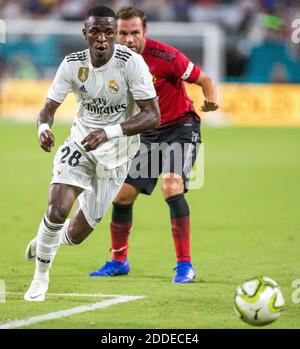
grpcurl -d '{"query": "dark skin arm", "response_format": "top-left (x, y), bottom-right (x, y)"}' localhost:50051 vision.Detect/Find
top-left (37, 98), bottom-right (60, 152)
top-left (81, 97), bottom-right (160, 152)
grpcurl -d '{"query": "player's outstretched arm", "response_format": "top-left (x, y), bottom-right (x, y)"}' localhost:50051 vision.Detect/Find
top-left (81, 97), bottom-right (160, 152)
top-left (37, 98), bottom-right (60, 152)
top-left (195, 72), bottom-right (219, 112)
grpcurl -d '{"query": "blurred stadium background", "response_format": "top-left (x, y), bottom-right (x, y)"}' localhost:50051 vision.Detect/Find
top-left (1, 0), bottom-right (300, 329)
top-left (1, 0), bottom-right (300, 125)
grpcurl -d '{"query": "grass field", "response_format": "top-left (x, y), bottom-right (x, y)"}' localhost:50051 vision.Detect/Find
top-left (0, 121), bottom-right (299, 329)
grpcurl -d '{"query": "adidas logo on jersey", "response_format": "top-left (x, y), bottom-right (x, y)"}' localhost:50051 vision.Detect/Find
top-left (80, 85), bottom-right (87, 93)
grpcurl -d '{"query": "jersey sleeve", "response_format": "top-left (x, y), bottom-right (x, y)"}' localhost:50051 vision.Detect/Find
top-left (126, 54), bottom-right (157, 101)
top-left (171, 50), bottom-right (201, 83)
top-left (47, 58), bottom-right (72, 103)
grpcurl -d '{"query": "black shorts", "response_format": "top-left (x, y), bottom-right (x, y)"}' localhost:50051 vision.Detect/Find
top-left (125, 113), bottom-right (201, 195)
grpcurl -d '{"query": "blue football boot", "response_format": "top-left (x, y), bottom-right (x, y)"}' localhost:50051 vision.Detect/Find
top-left (89, 259), bottom-right (130, 277)
top-left (172, 261), bottom-right (196, 283)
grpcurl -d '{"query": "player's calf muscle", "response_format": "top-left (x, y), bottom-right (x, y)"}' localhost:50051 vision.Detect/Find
top-left (67, 228), bottom-right (93, 245)
top-left (46, 205), bottom-right (70, 224)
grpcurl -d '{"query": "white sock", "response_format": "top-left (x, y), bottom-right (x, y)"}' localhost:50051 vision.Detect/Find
top-left (34, 215), bottom-right (64, 281)
top-left (60, 219), bottom-right (74, 246)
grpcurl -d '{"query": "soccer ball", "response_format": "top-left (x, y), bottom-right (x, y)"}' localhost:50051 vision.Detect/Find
top-left (234, 276), bottom-right (285, 326)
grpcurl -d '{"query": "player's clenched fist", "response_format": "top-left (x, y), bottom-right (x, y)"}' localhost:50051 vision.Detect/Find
top-left (200, 98), bottom-right (219, 112)
top-left (39, 129), bottom-right (55, 152)
top-left (81, 129), bottom-right (108, 152)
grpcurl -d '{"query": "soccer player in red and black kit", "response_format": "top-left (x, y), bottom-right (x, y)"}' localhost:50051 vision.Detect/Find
top-left (89, 6), bottom-right (218, 283)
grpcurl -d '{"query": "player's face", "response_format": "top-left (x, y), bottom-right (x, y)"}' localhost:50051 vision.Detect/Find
top-left (83, 16), bottom-right (117, 66)
top-left (117, 17), bottom-right (147, 54)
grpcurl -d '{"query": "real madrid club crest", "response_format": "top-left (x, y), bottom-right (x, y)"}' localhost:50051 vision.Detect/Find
top-left (108, 80), bottom-right (119, 94)
top-left (78, 67), bottom-right (89, 82)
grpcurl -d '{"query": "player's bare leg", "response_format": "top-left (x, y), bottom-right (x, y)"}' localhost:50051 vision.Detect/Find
top-left (89, 183), bottom-right (140, 277)
top-left (63, 206), bottom-right (94, 244)
top-left (161, 173), bottom-right (195, 283)
top-left (24, 184), bottom-right (82, 302)
top-left (25, 206), bottom-right (94, 260)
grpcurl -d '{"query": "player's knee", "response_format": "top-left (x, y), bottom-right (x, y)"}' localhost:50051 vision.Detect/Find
top-left (113, 185), bottom-right (139, 205)
top-left (47, 204), bottom-right (69, 224)
top-left (161, 177), bottom-right (184, 198)
top-left (114, 194), bottom-right (135, 205)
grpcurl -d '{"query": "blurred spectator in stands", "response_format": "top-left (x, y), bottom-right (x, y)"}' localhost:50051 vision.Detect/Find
top-left (172, 0), bottom-right (192, 21)
top-left (0, 57), bottom-right (11, 80)
top-left (59, 0), bottom-right (133, 20)
top-left (0, 0), bottom-right (26, 19)
top-left (260, 0), bottom-right (277, 13)
top-left (134, 0), bottom-right (174, 21)
top-left (194, 0), bottom-right (217, 5)
top-left (59, 0), bottom-right (95, 20)
top-left (26, 0), bottom-right (60, 18)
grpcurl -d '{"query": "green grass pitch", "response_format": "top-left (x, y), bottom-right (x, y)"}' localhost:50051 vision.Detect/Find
top-left (0, 121), bottom-right (299, 329)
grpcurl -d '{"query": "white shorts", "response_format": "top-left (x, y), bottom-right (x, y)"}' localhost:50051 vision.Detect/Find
top-left (51, 139), bottom-right (131, 229)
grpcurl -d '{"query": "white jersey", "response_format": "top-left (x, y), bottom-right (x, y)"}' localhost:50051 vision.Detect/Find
top-left (47, 44), bottom-right (156, 168)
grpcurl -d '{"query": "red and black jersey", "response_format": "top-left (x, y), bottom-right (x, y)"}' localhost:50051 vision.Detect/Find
top-left (141, 38), bottom-right (201, 128)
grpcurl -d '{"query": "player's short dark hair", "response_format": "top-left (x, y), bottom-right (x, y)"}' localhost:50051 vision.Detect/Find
top-left (117, 6), bottom-right (147, 28)
top-left (85, 6), bottom-right (116, 20)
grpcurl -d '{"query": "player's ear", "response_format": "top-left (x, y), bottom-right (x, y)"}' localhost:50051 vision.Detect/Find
top-left (144, 25), bottom-right (148, 37)
top-left (82, 28), bottom-right (87, 40)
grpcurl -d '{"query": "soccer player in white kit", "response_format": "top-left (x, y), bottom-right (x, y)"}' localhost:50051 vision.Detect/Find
top-left (24, 5), bottom-right (160, 302)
